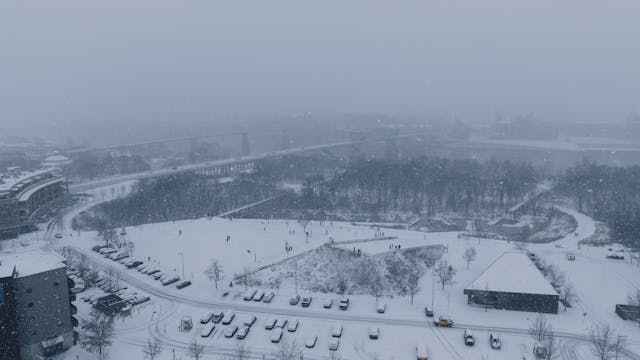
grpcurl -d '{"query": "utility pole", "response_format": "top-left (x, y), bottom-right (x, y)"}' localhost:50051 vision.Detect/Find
top-left (178, 251), bottom-right (185, 279)
top-left (431, 270), bottom-right (435, 312)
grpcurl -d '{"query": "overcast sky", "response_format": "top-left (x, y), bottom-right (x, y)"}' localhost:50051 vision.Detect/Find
top-left (1, 0), bottom-right (639, 139)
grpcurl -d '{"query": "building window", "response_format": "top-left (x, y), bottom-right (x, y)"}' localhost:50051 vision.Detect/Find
top-left (26, 288), bottom-right (32, 294)
top-left (53, 281), bottom-right (59, 287)
top-left (27, 302), bottom-right (34, 308)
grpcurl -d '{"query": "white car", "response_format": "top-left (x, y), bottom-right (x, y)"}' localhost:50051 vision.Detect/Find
top-left (368, 327), bottom-right (380, 339)
top-left (222, 312), bottom-right (235, 325)
top-left (305, 335), bottom-right (317, 348)
top-left (331, 323), bottom-right (343, 338)
top-left (265, 318), bottom-right (277, 330)
top-left (243, 315), bottom-right (257, 327)
top-left (201, 323), bottom-right (215, 337)
top-left (329, 337), bottom-right (340, 351)
top-left (224, 326), bottom-right (238, 338)
top-left (271, 328), bottom-right (284, 343)
top-left (323, 298), bottom-right (333, 309)
top-left (200, 313), bottom-right (214, 324)
top-left (275, 319), bottom-right (288, 329)
top-left (287, 319), bottom-right (299, 332)
top-left (236, 326), bottom-right (250, 340)
top-left (376, 303), bottom-right (387, 313)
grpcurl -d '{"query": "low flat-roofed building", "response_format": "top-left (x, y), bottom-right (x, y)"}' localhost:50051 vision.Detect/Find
top-left (463, 252), bottom-right (559, 314)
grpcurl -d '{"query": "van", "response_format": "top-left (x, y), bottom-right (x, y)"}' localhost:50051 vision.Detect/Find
top-left (416, 344), bottom-right (429, 360)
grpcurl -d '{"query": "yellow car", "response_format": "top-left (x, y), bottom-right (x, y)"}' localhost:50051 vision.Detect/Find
top-left (434, 315), bottom-right (454, 327)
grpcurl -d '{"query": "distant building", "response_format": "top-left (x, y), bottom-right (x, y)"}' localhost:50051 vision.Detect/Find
top-left (0, 167), bottom-right (68, 238)
top-left (463, 252), bottom-right (559, 314)
top-left (0, 250), bottom-right (77, 360)
top-left (41, 154), bottom-right (72, 169)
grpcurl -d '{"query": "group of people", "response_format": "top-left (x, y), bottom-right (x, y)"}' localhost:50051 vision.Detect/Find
top-left (389, 243), bottom-right (402, 251)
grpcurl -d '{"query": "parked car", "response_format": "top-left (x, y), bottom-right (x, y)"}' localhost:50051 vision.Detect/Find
top-left (376, 303), bottom-right (387, 313)
top-left (289, 295), bottom-right (300, 305)
top-left (243, 289), bottom-right (257, 301)
top-left (212, 311), bottom-right (224, 324)
top-left (92, 245), bottom-right (107, 252)
top-left (201, 323), bottom-right (215, 337)
top-left (146, 269), bottom-right (160, 276)
top-left (416, 344), bottom-right (429, 360)
top-left (434, 315), bottom-right (454, 327)
top-left (489, 333), bottom-right (502, 350)
top-left (270, 328), bottom-right (284, 343)
top-left (126, 260), bottom-right (143, 269)
top-left (253, 290), bottom-right (265, 302)
top-left (275, 319), bottom-right (288, 329)
top-left (287, 319), bottom-right (299, 332)
top-left (243, 316), bottom-right (257, 327)
top-left (329, 338), bottom-right (340, 351)
top-left (331, 323), bottom-right (343, 338)
top-left (152, 272), bottom-right (165, 280)
top-left (199, 312), bottom-right (213, 325)
top-left (176, 281), bottom-right (191, 289)
top-left (137, 265), bottom-right (149, 273)
top-left (566, 253), bottom-right (576, 261)
top-left (222, 312), bottom-right (235, 325)
top-left (265, 318), bottom-right (277, 330)
top-left (263, 292), bottom-right (275, 303)
top-left (339, 297), bottom-right (349, 310)
top-left (368, 327), bottom-right (380, 340)
top-left (424, 306), bottom-right (434, 317)
top-left (533, 342), bottom-right (548, 359)
top-left (236, 326), bottom-right (250, 340)
top-left (111, 252), bottom-right (129, 261)
top-left (131, 295), bottom-right (150, 305)
top-left (606, 254), bottom-right (624, 260)
top-left (463, 329), bottom-right (475, 346)
top-left (305, 335), bottom-right (317, 348)
top-left (55, 233), bottom-right (63, 239)
top-left (301, 296), bottom-right (312, 307)
top-left (323, 298), bottom-right (333, 309)
top-left (161, 276), bottom-right (180, 286)
top-left (224, 326), bottom-right (238, 338)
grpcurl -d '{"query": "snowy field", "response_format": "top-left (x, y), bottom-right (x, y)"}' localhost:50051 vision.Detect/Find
top-left (7, 186), bottom-right (640, 360)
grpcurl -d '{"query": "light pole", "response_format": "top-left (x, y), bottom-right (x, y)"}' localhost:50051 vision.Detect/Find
top-left (431, 270), bottom-right (435, 312)
top-left (178, 251), bottom-right (185, 279)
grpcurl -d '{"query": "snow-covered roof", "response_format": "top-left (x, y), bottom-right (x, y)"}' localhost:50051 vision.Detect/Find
top-left (0, 250), bottom-right (67, 278)
top-left (0, 168), bottom-right (59, 193)
top-left (465, 252), bottom-right (557, 296)
top-left (17, 177), bottom-right (65, 202)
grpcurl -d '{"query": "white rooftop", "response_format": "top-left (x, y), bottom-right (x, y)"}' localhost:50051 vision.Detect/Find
top-left (465, 252), bottom-right (558, 296)
top-left (0, 250), bottom-right (67, 278)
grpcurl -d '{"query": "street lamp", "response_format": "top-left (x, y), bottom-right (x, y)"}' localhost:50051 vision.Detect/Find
top-left (177, 251), bottom-right (185, 279)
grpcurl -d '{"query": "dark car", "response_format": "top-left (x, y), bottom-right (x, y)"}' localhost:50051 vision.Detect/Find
top-left (424, 306), bottom-right (434, 317)
top-left (126, 261), bottom-right (143, 269)
top-left (176, 281), bottom-right (192, 289)
top-left (301, 296), bottom-right (312, 307)
top-left (606, 254), bottom-right (624, 260)
top-left (289, 295), bottom-right (300, 305)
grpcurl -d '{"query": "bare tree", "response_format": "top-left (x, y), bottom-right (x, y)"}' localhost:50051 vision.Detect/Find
top-left (226, 343), bottom-right (248, 360)
top-left (434, 260), bottom-right (456, 290)
top-left (529, 314), bottom-right (552, 342)
top-left (546, 264), bottom-right (566, 289)
top-left (560, 282), bottom-right (578, 311)
top-left (81, 310), bottom-right (114, 359)
top-left (627, 289), bottom-right (640, 326)
top-left (142, 338), bottom-right (162, 360)
top-left (544, 331), bottom-right (561, 360)
top-left (204, 259), bottom-right (224, 289)
top-left (188, 339), bottom-right (205, 360)
top-left (406, 271), bottom-right (421, 304)
top-left (462, 247), bottom-right (477, 270)
top-left (589, 324), bottom-right (619, 360)
top-left (273, 339), bottom-right (302, 360)
top-left (235, 267), bottom-right (253, 291)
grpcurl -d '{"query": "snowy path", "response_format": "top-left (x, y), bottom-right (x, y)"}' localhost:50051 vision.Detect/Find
top-left (552, 205), bottom-right (597, 248)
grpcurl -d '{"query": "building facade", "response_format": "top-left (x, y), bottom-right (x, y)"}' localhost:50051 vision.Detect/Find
top-left (0, 251), bottom-right (77, 360)
top-left (0, 167), bottom-right (68, 238)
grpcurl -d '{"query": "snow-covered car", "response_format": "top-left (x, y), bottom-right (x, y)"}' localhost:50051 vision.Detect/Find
top-left (339, 297), bottom-right (349, 310)
top-left (212, 311), bottom-right (224, 324)
top-left (301, 296), bottom-right (312, 307)
top-left (222, 312), bottom-right (235, 325)
top-left (130, 296), bottom-right (150, 305)
top-left (54, 233), bottom-right (63, 239)
top-left (331, 323), bottom-right (343, 338)
top-left (424, 306), bottom-right (434, 317)
top-left (263, 292), bottom-right (275, 303)
top-left (289, 295), bottom-right (300, 305)
top-left (236, 326), bottom-right (250, 340)
top-left (489, 333), bottom-right (502, 350)
top-left (200, 313), bottom-right (214, 324)
top-left (253, 290), bottom-right (265, 302)
top-left (126, 260), bottom-right (143, 269)
top-left (176, 280), bottom-right (191, 289)
top-left (323, 298), bottom-right (333, 309)
top-left (287, 319), bottom-right (298, 332)
top-left (270, 328), bottom-right (283, 343)
top-left (305, 335), bottom-right (317, 348)
top-left (329, 338), bottom-right (340, 351)
top-left (161, 276), bottom-right (180, 286)
top-left (275, 318), bottom-right (288, 329)
top-left (463, 329), bottom-right (475, 346)
top-left (152, 272), bottom-right (165, 280)
top-left (376, 303), bottom-right (386, 313)
top-left (224, 326), bottom-right (238, 338)
top-left (265, 318), bottom-right (277, 330)
top-left (137, 265), bottom-right (148, 273)
top-left (566, 253), bottom-right (576, 261)
top-left (243, 289), bottom-right (257, 301)
top-left (368, 327), bottom-right (380, 339)
top-left (201, 323), bottom-right (215, 337)
top-left (243, 315), bottom-right (257, 327)
top-left (146, 269), bottom-right (160, 276)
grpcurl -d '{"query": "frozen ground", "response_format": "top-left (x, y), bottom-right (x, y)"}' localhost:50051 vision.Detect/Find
top-left (7, 188), bottom-right (640, 360)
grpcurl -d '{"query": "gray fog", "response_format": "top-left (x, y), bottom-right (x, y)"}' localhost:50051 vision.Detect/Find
top-left (1, 0), bottom-right (639, 141)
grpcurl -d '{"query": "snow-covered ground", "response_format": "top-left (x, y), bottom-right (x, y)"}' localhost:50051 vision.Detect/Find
top-left (7, 190), bottom-right (640, 360)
